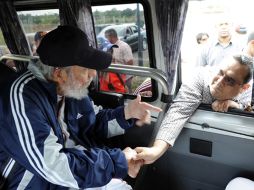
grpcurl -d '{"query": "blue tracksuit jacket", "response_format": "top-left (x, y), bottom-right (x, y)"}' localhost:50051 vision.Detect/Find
top-left (0, 70), bottom-right (133, 189)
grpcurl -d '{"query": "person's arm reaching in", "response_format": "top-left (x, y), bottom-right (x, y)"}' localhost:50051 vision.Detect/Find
top-left (134, 71), bottom-right (205, 164)
top-left (212, 100), bottom-right (241, 112)
top-left (135, 140), bottom-right (170, 164)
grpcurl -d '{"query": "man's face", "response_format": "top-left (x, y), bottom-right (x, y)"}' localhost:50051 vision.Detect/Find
top-left (58, 66), bottom-right (96, 99)
top-left (210, 58), bottom-right (248, 100)
top-left (216, 22), bottom-right (232, 38)
top-left (105, 34), bottom-right (114, 44)
top-left (200, 35), bottom-right (209, 44)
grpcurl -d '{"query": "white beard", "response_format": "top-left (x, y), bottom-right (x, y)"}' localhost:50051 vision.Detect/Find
top-left (63, 85), bottom-right (89, 100)
top-left (61, 72), bottom-right (92, 100)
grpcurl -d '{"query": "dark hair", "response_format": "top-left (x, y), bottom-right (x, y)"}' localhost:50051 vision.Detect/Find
top-left (233, 54), bottom-right (253, 84)
top-left (34, 31), bottom-right (47, 41)
top-left (196, 32), bottom-right (209, 44)
top-left (105, 28), bottom-right (118, 38)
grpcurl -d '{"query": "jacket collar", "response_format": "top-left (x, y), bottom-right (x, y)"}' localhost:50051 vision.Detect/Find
top-left (29, 70), bottom-right (58, 105)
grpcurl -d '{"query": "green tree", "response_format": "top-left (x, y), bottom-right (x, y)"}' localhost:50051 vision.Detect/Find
top-left (122, 8), bottom-right (134, 17)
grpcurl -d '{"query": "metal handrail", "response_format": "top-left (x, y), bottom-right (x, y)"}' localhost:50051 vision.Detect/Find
top-left (0, 54), bottom-right (170, 106)
top-left (105, 64), bottom-right (169, 97)
top-left (0, 54), bottom-right (170, 97)
top-left (105, 64), bottom-right (170, 142)
top-left (0, 54), bottom-right (39, 62)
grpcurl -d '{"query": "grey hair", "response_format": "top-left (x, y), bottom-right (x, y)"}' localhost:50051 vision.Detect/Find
top-left (105, 28), bottom-right (118, 38)
top-left (28, 59), bottom-right (72, 81)
top-left (28, 59), bottom-right (55, 81)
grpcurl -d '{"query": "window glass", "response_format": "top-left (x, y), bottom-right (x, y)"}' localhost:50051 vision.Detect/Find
top-left (0, 28), bottom-right (15, 70)
top-left (17, 9), bottom-right (59, 55)
top-left (181, 0), bottom-right (254, 112)
top-left (0, 28), bottom-right (7, 56)
top-left (131, 26), bottom-right (138, 33)
top-left (15, 6), bottom-right (153, 97)
top-left (181, 0), bottom-right (253, 82)
top-left (92, 4), bottom-right (152, 96)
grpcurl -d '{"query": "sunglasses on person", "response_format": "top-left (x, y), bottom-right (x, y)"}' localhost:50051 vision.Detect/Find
top-left (217, 70), bottom-right (243, 87)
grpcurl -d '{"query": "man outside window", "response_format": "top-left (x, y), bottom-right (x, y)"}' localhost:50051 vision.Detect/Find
top-left (134, 54), bottom-right (253, 164)
top-left (98, 43), bottom-right (127, 93)
top-left (196, 16), bottom-right (243, 67)
top-left (196, 32), bottom-right (209, 45)
top-left (0, 25), bottom-right (162, 189)
top-left (33, 31), bottom-right (47, 55)
top-left (105, 28), bottom-right (134, 93)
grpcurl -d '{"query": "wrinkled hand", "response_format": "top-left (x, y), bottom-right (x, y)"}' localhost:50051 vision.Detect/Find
top-left (123, 147), bottom-right (143, 178)
top-left (124, 95), bottom-right (162, 126)
top-left (212, 100), bottom-right (239, 112)
top-left (134, 140), bottom-right (169, 164)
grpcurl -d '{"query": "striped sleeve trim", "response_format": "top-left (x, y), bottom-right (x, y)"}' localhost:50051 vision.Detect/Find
top-left (0, 158), bottom-right (16, 188)
top-left (10, 71), bottom-right (79, 188)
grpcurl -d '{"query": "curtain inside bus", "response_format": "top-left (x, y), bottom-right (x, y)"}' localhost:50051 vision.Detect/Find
top-left (58, 0), bottom-right (97, 48)
top-left (155, 0), bottom-right (189, 99)
top-left (0, 1), bottom-right (32, 72)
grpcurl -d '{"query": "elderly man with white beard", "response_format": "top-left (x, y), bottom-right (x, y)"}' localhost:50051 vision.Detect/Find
top-left (0, 25), bottom-right (161, 190)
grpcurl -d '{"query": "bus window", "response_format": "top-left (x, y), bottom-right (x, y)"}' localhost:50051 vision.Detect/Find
top-left (0, 28), bottom-right (15, 70)
top-left (181, 0), bottom-right (254, 112)
top-left (92, 3), bottom-right (153, 97)
top-left (0, 28), bottom-right (7, 57)
top-left (17, 9), bottom-right (59, 54)
top-left (16, 6), bottom-right (154, 98)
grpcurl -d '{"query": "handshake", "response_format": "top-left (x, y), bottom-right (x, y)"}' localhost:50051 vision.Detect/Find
top-left (122, 95), bottom-right (167, 178)
top-left (122, 140), bottom-right (169, 178)
top-left (123, 147), bottom-right (146, 178)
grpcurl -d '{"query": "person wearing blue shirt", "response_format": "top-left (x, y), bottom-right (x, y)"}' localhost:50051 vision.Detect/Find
top-left (196, 16), bottom-right (243, 67)
top-left (0, 25), bottom-right (161, 190)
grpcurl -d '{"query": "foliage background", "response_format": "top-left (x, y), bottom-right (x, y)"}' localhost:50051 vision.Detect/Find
top-left (0, 8), bottom-right (144, 46)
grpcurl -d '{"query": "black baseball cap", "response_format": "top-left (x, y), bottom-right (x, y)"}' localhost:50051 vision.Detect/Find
top-left (36, 25), bottom-right (112, 70)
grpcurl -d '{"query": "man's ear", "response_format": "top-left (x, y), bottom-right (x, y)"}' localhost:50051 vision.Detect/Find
top-left (52, 68), bottom-right (67, 84)
top-left (52, 68), bottom-right (61, 80)
top-left (240, 83), bottom-right (250, 93)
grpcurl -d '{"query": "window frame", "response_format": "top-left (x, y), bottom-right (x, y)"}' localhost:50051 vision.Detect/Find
top-left (13, 0), bottom-right (159, 102)
top-left (178, 0), bottom-right (254, 117)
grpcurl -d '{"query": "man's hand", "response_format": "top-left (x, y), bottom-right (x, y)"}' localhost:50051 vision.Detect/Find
top-left (124, 95), bottom-right (162, 126)
top-left (122, 147), bottom-right (143, 178)
top-left (134, 140), bottom-right (169, 164)
top-left (212, 100), bottom-right (239, 112)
